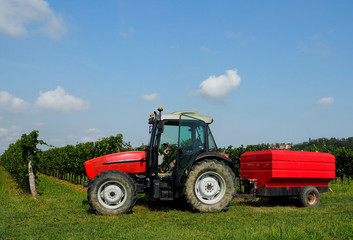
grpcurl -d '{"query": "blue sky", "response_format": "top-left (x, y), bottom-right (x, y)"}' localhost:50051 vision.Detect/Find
top-left (1, 0), bottom-right (353, 153)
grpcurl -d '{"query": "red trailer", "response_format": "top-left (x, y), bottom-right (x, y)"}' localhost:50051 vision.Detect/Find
top-left (240, 150), bottom-right (335, 207)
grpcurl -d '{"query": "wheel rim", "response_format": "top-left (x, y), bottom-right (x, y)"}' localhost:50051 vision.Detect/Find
top-left (194, 171), bottom-right (226, 205)
top-left (97, 180), bottom-right (127, 210)
top-left (307, 192), bottom-right (318, 205)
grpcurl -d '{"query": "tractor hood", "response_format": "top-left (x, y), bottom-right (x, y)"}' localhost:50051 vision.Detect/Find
top-left (84, 151), bottom-right (146, 179)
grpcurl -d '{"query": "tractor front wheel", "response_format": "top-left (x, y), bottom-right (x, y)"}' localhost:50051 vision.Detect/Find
top-left (183, 159), bottom-right (236, 213)
top-left (87, 170), bottom-right (137, 215)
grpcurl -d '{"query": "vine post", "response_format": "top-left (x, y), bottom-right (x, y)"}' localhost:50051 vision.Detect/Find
top-left (20, 130), bottom-right (48, 196)
top-left (28, 151), bottom-right (38, 196)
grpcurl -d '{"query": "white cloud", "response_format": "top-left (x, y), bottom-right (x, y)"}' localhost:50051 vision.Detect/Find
top-left (0, 0), bottom-right (67, 40)
top-left (0, 91), bottom-right (30, 113)
top-left (33, 122), bottom-right (45, 127)
top-left (142, 93), bottom-right (159, 101)
top-left (0, 125), bottom-right (22, 141)
top-left (120, 27), bottom-right (135, 38)
top-left (35, 86), bottom-right (90, 113)
top-left (225, 31), bottom-right (256, 45)
top-left (318, 97), bottom-right (334, 105)
top-left (87, 128), bottom-right (101, 133)
top-left (80, 136), bottom-right (97, 143)
top-left (196, 69), bottom-right (241, 100)
top-left (299, 31), bottom-right (332, 57)
top-left (200, 45), bottom-right (220, 54)
top-left (80, 128), bottom-right (105, 143)
top-left (0, 128), bottom-right (6, 137)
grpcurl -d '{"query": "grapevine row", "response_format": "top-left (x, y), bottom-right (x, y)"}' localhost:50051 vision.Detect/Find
top-left (39, 134), bottom-right (133, 184)
top-left (2, 131), bottom-right (353, 193)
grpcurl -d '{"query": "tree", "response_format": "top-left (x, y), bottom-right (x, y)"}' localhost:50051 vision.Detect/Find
top-left (20, 131), bottom-right (47, 196)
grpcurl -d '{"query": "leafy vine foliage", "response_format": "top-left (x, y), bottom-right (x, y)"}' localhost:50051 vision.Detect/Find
top-left (2, 131), bottom-right (353, 192)
top-left (1, 130), bottom-right (45, 193)
top-left (38, 134), bottom-right (133, 184)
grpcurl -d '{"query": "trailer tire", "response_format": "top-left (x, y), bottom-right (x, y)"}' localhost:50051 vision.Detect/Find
top-left (299, 185), bottom-right (320, 207)
top-left (183, 159), bottom-right (236, 213)
top-left (87, 170), bottom-right (137, 215)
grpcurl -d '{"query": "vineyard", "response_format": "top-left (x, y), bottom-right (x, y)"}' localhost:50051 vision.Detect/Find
top-left (1, 131), bottom-right (133, 192)
top-left (2, 130), bottom-right (353, 238)
top-left (39, 134), bottom-right (133, 184)
top-left (1, 130), bottom-right (353, 193)
top-left (1, 161), bottom-right (353, 239)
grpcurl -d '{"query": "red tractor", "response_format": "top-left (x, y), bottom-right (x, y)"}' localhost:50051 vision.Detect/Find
top-left (84, 108), bottom-right (236, 215)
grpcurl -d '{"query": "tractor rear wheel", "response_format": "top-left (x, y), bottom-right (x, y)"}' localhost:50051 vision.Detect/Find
top-left (299, 185), bottom-right (320, 207)
top-left (88, 170), bottom-right (137, 215)
top-left (183, 159), bottom-right (236, 213)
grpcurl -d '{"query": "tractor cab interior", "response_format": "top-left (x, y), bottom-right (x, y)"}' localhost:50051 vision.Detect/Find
top-left (154, 115), bottom-right (215, 177)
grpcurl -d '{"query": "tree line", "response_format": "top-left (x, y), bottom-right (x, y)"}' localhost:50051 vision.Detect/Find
top-left (1, 131), bottom-right (352, 194)
top-left (293, 137), bottom-right (353, 150)
top-left (1, 131), bottom-right (133, 192)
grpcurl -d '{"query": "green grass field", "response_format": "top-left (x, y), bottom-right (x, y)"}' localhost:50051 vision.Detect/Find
top-left (1, 166), bottom-right (352, 240)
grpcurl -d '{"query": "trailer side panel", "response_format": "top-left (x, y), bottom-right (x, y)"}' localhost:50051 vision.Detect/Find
top-left (240, 150), bottom-right (335, 192)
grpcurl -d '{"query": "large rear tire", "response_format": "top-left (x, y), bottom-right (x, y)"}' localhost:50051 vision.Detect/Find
top-left (87, 170), bottom-right (137, 215)
top-left (299, 185), bottom-right (320, 207)
top-left (183, 159), bottom-right (236, 213)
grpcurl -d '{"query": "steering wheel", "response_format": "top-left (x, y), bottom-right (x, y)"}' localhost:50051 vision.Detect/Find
top-left (161, 143), bottom-right (176, 172)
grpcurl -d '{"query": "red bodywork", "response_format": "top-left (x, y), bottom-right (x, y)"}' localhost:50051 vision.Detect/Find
top-left (240, 150), bottom-right (335, 189)
top-left (84, 151), bottom-right (146, 179)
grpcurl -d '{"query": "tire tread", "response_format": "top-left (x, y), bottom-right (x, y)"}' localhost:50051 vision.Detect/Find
top-left (182, 159), bottom-right (236, 213)
top-left (87, 170), bottom-right (137, 215)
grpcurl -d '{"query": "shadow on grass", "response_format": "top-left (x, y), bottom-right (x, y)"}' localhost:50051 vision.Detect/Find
top-left (135, 195), bottom-right (188, 212)
top-left (81, 195), bottom-right (188, 214)
top-left (81, 200), bottom-right (97, 214)
top-left (237, 197), bottom-right (302, 208)
top-left (81, 195), bottom-right (303, 215)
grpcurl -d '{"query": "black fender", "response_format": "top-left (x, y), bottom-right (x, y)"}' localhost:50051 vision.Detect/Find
top-left (194, 152), bottom-right (234, 164)
top-left (174, 151), bottom-right (235, 189)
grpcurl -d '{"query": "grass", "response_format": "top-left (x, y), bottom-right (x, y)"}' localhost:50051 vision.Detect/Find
top-left (1, 166), bottom-right (353, 240)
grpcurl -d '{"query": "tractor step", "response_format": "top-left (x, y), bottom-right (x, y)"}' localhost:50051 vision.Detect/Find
top-left (153, 179), bottom-right (173, 200)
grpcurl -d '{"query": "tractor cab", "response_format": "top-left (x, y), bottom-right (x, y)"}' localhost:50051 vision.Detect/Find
top-left (145, 108), bottom-right (228, 199)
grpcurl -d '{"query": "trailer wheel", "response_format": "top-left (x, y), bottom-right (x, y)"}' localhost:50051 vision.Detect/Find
top-left (299, 186), bottom-right (320, 207)
top-left (183, 159), bottom-right (236, 213)
top-left (87, 170), bottom-right (137, 215)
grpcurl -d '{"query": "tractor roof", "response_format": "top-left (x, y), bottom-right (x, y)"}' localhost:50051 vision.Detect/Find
top-left (161, 111), bottom-right (213, 124)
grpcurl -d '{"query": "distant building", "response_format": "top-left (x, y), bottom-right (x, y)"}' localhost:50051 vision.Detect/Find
top-left (270, 143), bottom-right (292, 150)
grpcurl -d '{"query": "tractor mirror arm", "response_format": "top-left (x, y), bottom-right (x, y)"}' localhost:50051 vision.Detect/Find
top-left (157, 122), bottom-right (164, 133)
